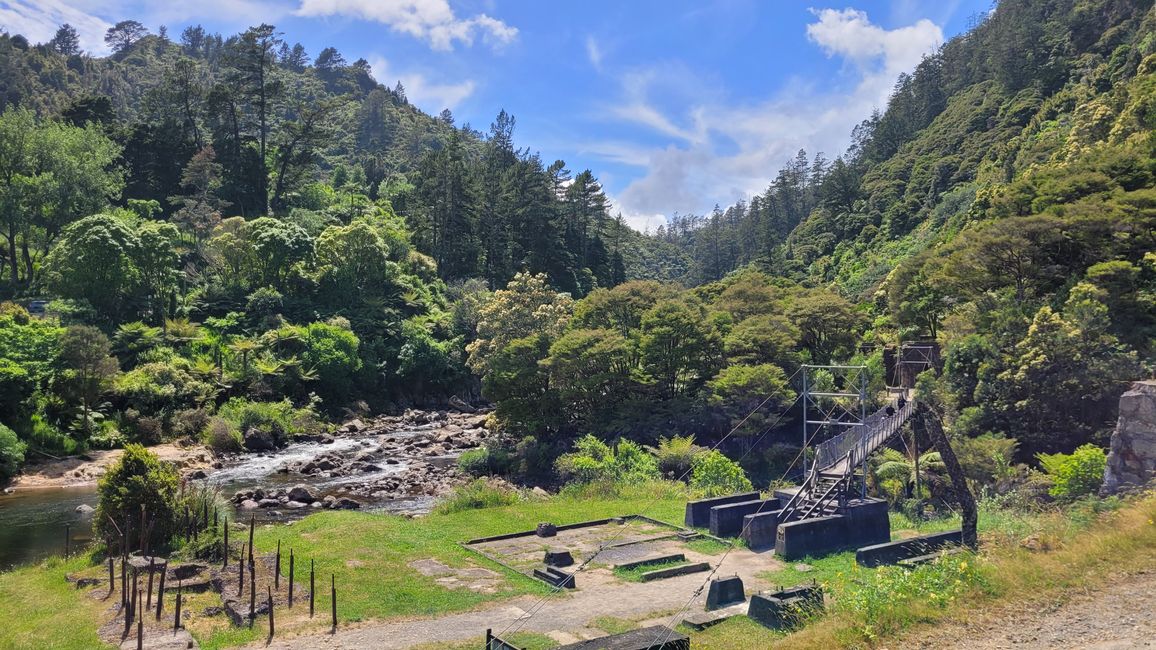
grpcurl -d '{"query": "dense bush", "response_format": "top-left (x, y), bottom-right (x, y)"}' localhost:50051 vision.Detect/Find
top-left (1038, 444), bottom-right (1108, 500)
top-left (94, 444), bottom-right (180, 550)
top-left (216, 398), bottom-right (323, 446)
top-left (200, 416), bottom-right (242, 453)
top-left (554, 435), bottom-right (659, 484)
top-left (689, 449), bottom-right (753, 497)
top-left (0, 423), bottom-right (26, 482)
top-left (647, 434), bottom-right (702, 478)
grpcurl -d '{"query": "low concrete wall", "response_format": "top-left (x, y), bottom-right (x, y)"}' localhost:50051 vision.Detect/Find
top-left (614, 553), bottom-right (686, 571)
top-left (639, 562), bottom-right (710, 582)
top-left (684, 492), bottom-right (760, 528)
top-left (740, 510), bottom-right (782, 549)
top-left (856, 529), bottom-right (963, 567)
top-left (709, 498), bottom-right (779, 538)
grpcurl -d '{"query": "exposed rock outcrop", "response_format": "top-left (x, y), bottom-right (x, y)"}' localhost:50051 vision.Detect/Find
top-left (1102, 380), bottom-right (1156, 494)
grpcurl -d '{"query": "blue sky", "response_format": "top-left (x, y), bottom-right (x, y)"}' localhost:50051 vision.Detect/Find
top-left (1, 0), bottom-right (989, 230)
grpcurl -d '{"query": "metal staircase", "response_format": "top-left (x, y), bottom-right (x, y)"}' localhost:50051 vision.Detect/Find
top-left (779, 390), bottom-right (915, 523)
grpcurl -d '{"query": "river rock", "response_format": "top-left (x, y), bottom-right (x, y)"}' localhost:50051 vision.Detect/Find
top-left (333, 497), bottom-right (361, 509)
top-left (1103, 380), bottom-right (1156, 494)
top-left (288, 485), bottom-right (316, 503)
top-left (285, 500), bottom-right (308, 509)
top-left (75, 504), bottom-right (95, 514)
top-left (448, 395), bottom-right (476, 413)
top-left (342, 419), bottom-right (366, 433)
top-left (239, 499), bottom-right (260, 510)
top-left (258, 498), bottom-right (280, 508)
top-left (242, 427), bottom-right (276, 451)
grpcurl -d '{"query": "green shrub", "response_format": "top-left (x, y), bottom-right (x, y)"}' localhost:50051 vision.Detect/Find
top-left (216, 398), bottom-right (323, 445)
top-left (201, 416), bottom-right (242, 453)
top-left (1037, 444), bottom-right (1108, 500)
top-left (690, 450), bottom-right (753, 497)
top-left (27, 413), bottom-right (81, 456)
top-left (0, 423), bottom-right (26, 482)
top-left (457, 446), bottom-right (512, 476)
top-left (554, 435), bottom-right (659, 485)
top-left (433, 478), bottom-right (522, 514)
top-left (94, 444), bottom-right (180, 551)
top-left (647, 434), bottom-right (702, 479)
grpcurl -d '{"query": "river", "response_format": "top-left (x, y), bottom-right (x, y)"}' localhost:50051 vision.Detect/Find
top-left (0, 427), bottom-right (453, 571)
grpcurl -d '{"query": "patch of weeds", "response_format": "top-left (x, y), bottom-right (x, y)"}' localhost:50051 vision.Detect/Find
top-left (594, 615), bottom-right (639, 635)
top-left (685, 537), bottom-right (731, 555)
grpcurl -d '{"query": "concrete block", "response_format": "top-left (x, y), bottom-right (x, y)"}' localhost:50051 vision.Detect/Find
top-left (709, 498), bottom-right (779, 538)
top-left (775, 498), bottom-right (891, 560)
top-left (705, 575), bottom-right (745, 610)
top-left (545, 548), bottom-right (574, 567)
top-left (747, 584), bottom-right (823, 630)
top-left (740, 510), bottom-right (782, 549)
top-left (684, 491), bottom-right (760, 528)
top-left (775, 514), bottom-right (847, 560)
top-left (856, 529), bottom-right (963, 568)
top-left (773, 486), bottom-right (801, 504)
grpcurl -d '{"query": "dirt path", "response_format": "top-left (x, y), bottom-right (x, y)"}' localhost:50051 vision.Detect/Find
top-left (252, 548), bottom-right (780, 649)
top-left (900, 570), bottom-right (1156, 649)
top-left (10, 443), bottom-right (214, 489)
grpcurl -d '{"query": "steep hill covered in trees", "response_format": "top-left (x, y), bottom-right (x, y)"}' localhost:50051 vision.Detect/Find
top-left (641, 0), bottom-right (1156, 461)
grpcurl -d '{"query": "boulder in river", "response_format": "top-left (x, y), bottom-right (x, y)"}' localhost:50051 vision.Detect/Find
top-left (287, 484), bottom-right (316, 503)
top-left (239, 499), bottom-right (260, 510)
top-left (75, 504), bottom-right (95, 514)
top-left (242, 427), bottom-right (277, 451)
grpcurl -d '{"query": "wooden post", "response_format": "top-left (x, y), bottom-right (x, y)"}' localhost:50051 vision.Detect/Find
top-left (173, 581), bottom-right (182, 632)
top-left (136, 588), bottom-right (143, 650)
top-left (267, 586), bottom-right (274, 639)
top-left (309, 560), bottom-right (315, 618)
top-left (155, 563), bottom-right (166, 620)
top-left (107, 556), bottom-right (114, 599)
top-left (330, 574), bottom-right (336, 633)
top-left (238, 544), bottom-right (245, 595)
top-left (121, 558), bottom-right (127, 610)
top-left (275, 539), bottom-right (281, 590)
top-left (139, 506), bottom-right (147, 554)
top-left (288, 550), bottom-right (294, 608)
top-left (64, 524), bottom-right (70, 558)
top-left (249, 560), bottom-right (256, 628)
top-left (146, 557), bottom-right (155, 608)
top-left (486, 629), bottom-right (493, 650)
top-left (130, 568), bottom-right (138, 624)
top-left (248, 517), bottom-right (255, 565)
top-left (222, 517), bottom-right (229, 568)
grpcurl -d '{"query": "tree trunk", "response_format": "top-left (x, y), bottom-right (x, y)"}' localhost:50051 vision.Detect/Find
top-left (917, 405), bottom-right (977, 549)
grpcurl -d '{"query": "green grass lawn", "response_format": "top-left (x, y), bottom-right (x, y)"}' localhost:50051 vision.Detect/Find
top-left (0, 555), bottom-right (114, 650)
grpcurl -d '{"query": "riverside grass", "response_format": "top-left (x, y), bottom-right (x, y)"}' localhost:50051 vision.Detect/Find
top-left (1, 483), bottom-right (1153, 650)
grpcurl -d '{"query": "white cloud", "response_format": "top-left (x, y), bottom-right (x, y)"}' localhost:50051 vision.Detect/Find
top-left (367, 56), bottom-right (475, 112)
top-left (585, 35), bottom-right (602, 70)
top-left (598, 7), bottom-right (943, 223)
top-left (295, 0), bottom-right (517, 51)
top-left (0, 0), bottom-right (111, 54)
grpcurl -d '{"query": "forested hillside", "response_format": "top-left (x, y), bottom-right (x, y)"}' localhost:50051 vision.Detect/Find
top-left (0, 0), bottom-right (1153, 489)
top-left (625, 0), bottom-right (1156, 466)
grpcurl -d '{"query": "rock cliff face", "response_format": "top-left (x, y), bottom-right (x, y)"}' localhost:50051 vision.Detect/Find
top-left (1102, 380), bottom-right (1156, 494)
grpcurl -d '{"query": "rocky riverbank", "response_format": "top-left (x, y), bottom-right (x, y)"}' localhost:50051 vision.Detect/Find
top-left (228, 408), bottom-right (493, 512)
